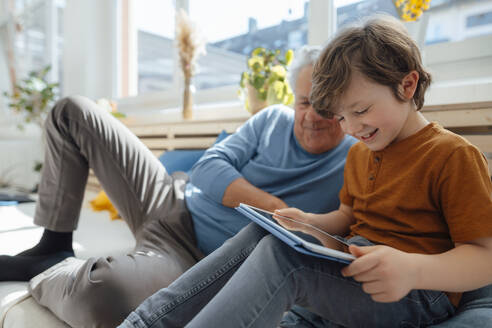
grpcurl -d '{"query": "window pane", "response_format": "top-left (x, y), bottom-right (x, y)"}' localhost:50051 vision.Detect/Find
top-left (136, 0), bottom-right (175, 94)
top-left (14, 1), bottom-right (47, 78)
top-left (189, 0), bottom-right (309, 90)
top-left (425, 0), bottom-right (492, 45)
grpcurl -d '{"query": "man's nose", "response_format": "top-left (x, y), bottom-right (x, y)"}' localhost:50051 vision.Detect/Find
top-left (306, 105), bottom-right (325, 121)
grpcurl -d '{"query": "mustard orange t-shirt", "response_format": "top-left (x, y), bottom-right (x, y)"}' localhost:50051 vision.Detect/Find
top-left (339, 123), bottom-right (492, 306)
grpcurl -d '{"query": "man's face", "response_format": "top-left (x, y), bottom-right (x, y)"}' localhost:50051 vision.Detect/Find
top-left (293, 65), bottom-right (345, 154)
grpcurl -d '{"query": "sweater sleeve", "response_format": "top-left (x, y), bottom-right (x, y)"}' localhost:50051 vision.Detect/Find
top-left (189, 110), bottom-right (268, 203)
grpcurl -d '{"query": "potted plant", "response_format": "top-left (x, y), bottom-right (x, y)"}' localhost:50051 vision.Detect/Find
top-left (3, 66), bottom-right (58, 173)
top-left (239, 47), bottom-right (294, 115)
top-left (3, 65), bottom-right (58, 131)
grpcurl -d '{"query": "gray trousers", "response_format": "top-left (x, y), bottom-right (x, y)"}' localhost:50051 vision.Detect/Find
top-left (28, 96), bottom-right (204, 328)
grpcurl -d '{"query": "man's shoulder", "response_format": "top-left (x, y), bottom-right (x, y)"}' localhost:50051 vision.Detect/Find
top-left (247, 105), bottom-right (294, 131)
top-left (256, 105), bottom-right (294, 121)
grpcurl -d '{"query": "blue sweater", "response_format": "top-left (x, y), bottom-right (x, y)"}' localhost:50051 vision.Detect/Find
top-left (185, 106), bottom-right (357, 255)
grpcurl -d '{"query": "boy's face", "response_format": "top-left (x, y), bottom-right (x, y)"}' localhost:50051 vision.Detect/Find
top-left (293, 65), bottom-right (345, 154)
top-left (332, 71), bottom-right (417, 151)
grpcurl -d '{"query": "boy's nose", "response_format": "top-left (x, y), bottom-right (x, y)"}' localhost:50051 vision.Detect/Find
top-left (342, 117), bottom-right (362, 135)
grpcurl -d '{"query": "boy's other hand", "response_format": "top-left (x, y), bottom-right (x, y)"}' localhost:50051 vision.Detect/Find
top-left (341, 244), bottom-right (419, 303)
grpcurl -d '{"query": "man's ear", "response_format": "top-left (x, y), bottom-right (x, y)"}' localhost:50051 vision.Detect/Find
top-left (399, 71), bottom-right (419, 100)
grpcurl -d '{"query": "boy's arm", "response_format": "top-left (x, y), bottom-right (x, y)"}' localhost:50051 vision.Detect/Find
top-left (414, 237), bottom-right (492, 291)
top-left (275, 203), bottom-right (355, 249)
top-left (341, 237), bottom-right (492, 303)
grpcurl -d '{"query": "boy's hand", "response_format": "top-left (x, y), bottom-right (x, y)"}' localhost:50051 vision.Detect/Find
top-left (341, 245), bottom-right (419, 303)
top-left (273, 208), bottom-right (312, 233)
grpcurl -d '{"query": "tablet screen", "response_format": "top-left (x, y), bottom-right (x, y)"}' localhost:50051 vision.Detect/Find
top-left (242, 204), bottom-right (350, 247)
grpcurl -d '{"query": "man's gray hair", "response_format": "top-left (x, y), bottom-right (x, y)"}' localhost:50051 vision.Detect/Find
top-left (288, 45), bottom-right (321, 91)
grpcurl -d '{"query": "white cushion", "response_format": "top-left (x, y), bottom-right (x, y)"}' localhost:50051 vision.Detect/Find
top-left (0, 192), bottom-right (135, 327)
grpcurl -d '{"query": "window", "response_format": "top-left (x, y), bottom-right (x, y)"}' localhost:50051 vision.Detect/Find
top-left (188, 0), bottom-right (308, 91)
top-left (425, 0), bottom-right (492, 45)
top-left (120, 0), bottom-right (491, 111)
top-left (467, 11), bottom-right (492, 29)
top-left (135, 0), bottom-right (175, 94)
top-left (0, 0), bottom-right (64, 92)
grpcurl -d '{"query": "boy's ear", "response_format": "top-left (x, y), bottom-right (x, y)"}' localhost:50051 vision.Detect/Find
top-left (399, 71), bottom-right (419, 100)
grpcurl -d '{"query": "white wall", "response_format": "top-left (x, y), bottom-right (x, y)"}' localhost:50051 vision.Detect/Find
top-left (424, 34), bottom-right (492, 105)
top-left (62, 0), bottom-right (118, 100)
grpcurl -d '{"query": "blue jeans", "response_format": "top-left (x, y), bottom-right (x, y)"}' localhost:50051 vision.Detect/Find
top-left (120, 223), bottom-right (455, 328)
top-left (280, 285), bottom-right (492, 328)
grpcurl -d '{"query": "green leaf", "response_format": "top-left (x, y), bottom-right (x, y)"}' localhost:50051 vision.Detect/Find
top-left (33, 161), bottom-right (43, 172)
top-left (252, 75), bottom-right (265, 89)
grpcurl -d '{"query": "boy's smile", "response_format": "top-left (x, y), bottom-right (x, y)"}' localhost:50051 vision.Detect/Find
top-left (334, 70), bottom-right (428, 151)
top-left (358, 128), bottom-right (378, 142)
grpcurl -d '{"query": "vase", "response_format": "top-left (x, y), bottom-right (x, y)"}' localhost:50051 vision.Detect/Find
top-left (246, 83), bottom-right (268, 115)
top-left (182, 77), bottom-right (193, 120)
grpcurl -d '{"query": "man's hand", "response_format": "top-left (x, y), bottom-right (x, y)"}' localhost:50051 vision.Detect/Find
top-left (341, 245), bottom-right (419, 303)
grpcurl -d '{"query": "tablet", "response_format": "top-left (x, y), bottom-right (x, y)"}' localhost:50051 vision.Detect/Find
top-left (236, 203), bottom-right (355, 264)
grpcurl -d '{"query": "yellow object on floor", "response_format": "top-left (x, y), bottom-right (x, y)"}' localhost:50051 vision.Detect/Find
top-left (89, 191), bottom-right (121, 220)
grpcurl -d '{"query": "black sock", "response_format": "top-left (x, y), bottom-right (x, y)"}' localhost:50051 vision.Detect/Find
top-left (17, 229), bottom-right (74, 256)
top-left (0, 252), bottom-right (74, 281)
top-left (0, 229), bottom-right (75, 281)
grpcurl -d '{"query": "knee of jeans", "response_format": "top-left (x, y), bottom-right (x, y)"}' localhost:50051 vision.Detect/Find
top-left (255, 234), bottom-right (298, 268)
top-left (258, 234), bottom-right (287, 252)
top-left (222, 223), bottom-right (267, 249)
top-left (56, 95), bottom-right (102, 123)
top-left (47, 96), bottom-right (83, 132)
top-left (240, 222), bottom-right (268, 240)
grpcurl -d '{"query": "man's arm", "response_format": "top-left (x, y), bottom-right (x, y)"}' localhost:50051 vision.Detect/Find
top-left (222, 177), bottom-right (287, 211)
top-left (190, 111), bottom-right (269, 207)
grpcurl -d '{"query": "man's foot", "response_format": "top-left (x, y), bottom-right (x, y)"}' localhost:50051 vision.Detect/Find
top-left (0, 251), bottom-right (75, 281)
top-left (0, 229), bottom-right (75, 281)
top-left (17, 229), bottom-right (73, 256)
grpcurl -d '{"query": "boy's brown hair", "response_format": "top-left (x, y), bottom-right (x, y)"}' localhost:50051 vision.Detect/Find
top-left (311, 15), bottom-right (432, 117)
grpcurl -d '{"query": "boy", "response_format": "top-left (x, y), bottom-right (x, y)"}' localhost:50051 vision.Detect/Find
top-left (120, 16), bottom-right (492, 328)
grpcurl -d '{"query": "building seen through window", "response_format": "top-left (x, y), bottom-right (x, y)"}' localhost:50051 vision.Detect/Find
top-left (137, 0), bottom-right (309, 94)
top-left (336, 0), bottom-right (492, 46)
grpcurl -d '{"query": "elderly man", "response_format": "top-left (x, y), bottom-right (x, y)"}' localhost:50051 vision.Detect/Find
top-left (0, 46), bottom-right (356, 327)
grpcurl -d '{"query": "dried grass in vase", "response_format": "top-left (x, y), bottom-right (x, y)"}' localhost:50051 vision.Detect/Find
top-left (176, 9), bottom-right (206, 119)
